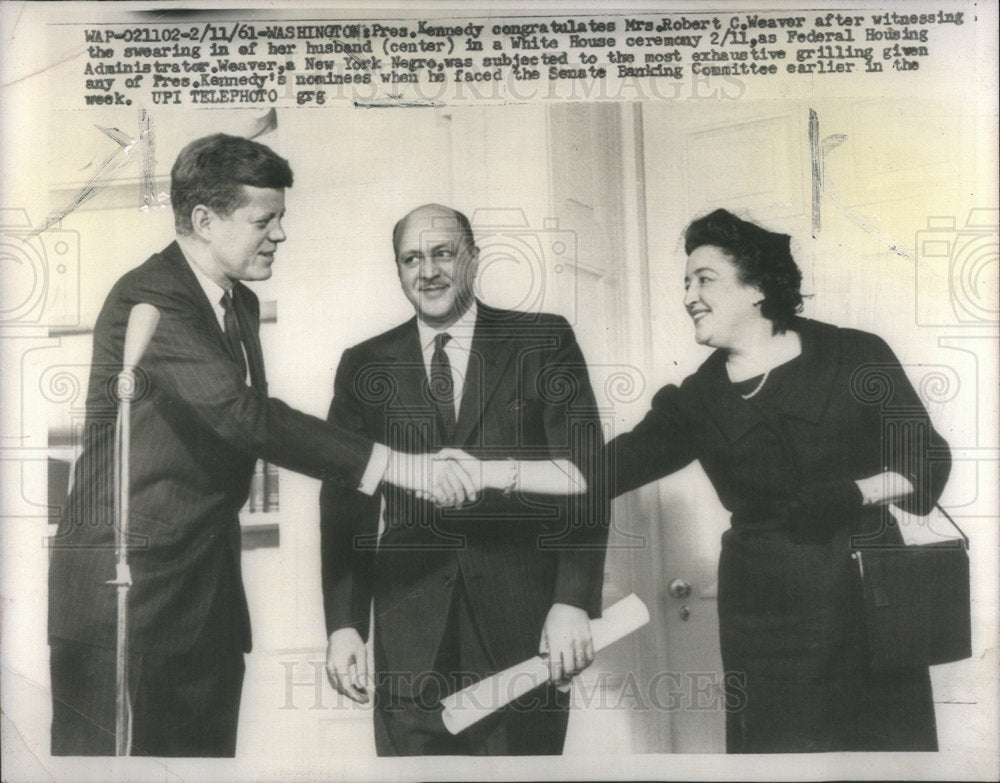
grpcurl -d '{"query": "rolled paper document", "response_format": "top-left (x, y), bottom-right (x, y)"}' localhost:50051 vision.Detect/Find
top-left (440, 593), bottom-right (649, 735)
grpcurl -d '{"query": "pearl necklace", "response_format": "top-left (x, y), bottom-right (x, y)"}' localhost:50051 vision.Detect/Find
top-left (740, 369), bottom-right (770, 400)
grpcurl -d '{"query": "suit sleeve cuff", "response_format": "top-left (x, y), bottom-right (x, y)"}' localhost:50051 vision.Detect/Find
top-left (358, 442), bottom-right (389, 495)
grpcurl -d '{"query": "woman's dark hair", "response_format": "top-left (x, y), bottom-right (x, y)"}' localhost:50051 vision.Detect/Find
top-left (684, 208), bottom-right (803, 333)
top-left (171, 133), bottom-right (294, 234)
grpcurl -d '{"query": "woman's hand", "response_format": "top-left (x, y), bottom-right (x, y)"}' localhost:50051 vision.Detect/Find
top-left (854, 471), bottom-right (915, 507)
top-left (783, 473), bottom-right (915, 544)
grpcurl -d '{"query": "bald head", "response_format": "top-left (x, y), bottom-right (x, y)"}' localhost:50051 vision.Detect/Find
top-left (392, 204), bottom-right (476, 260)
top-left (393, 203), bottom-right (480, 328)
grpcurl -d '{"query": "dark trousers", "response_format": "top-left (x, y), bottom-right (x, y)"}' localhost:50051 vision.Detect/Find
top-left (50, 636), bottom-right (244, 757)
top-left (373, 576), bottom-right (570, 756)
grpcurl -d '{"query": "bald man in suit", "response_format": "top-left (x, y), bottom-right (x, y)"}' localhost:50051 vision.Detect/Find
top-left (322, 204), bottom-right (608, 755)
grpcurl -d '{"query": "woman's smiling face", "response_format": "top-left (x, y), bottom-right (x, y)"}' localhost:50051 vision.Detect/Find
top-left (683, 245), bottom-right (765, 349)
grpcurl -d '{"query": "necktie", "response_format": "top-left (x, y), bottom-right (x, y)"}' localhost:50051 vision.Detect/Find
top-left (221, 292), bottom-right (248, 382)
top-left (430, 332), bottom-right (455, 445)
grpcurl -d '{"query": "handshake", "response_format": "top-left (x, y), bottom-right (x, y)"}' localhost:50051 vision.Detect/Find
top-left (383, 448), bottom-right (512, 508)
top-left (382, 449), bottom-right (587, 507)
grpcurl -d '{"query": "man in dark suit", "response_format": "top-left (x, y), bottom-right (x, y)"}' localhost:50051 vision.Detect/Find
top-left (48, 136), bottom-right (470, 757)
top-left (321, 204), bottom-right (608, 755)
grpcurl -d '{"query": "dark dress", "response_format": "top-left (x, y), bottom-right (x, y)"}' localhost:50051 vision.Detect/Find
top-left (606, 318), bottom-right (951, 753)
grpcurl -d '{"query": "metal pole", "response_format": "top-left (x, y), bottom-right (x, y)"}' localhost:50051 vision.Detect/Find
top-left (110, 373), bottom-right (134, 756)
top-left (108, 303), bottom-right (160, 756)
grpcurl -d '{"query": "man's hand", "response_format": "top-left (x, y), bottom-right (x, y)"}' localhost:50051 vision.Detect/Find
top-left (538, 603), bottom-right (594, 685)
top-left (384, 450), bottom-right (477, 506)
top-left (325, 628), bottom-right (369, 704)
top-left (432, 448), bottom-right (499, 496)
top-left (428, 449), bottom-right (481, 506)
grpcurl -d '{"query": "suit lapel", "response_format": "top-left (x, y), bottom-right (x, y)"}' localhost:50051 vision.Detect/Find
top-left (453, 304), bottom-right (515, 447)
top-left (378, 306), bottom-right (516, 449)
top-left (382, 318), bottom-right (434, 449)
top-left (162, 243), bottom-right (271, 395)
top-left (161, 242), bottom-right (231, 359)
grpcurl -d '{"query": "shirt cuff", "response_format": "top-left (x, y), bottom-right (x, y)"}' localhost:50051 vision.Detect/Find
top-left (358, 442), bottom-right (390, 495)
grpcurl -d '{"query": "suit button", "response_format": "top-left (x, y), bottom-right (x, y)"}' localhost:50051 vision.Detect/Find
top-left (444, 575), bottom-right (456, 587)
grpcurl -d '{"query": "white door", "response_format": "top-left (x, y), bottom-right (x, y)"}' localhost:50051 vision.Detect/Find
top-left (630, 101), bottom-right (811, 753)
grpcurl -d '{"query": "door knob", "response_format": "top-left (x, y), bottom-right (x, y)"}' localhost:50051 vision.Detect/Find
top-left (668, 578), bottom-right (692, 599)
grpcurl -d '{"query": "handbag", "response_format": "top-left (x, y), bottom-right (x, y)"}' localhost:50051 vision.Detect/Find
top-left (852, 504), bottom-right (971, 671)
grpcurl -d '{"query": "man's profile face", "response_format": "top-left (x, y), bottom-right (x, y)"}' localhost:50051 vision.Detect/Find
top-left (396, 206), bottom-right (478, 328)
top-left (205, 185), bottom-right (287, 284)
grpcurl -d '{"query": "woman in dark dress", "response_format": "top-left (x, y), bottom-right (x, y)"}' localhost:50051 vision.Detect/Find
top-left (606, 209), bottom-right (951, 753)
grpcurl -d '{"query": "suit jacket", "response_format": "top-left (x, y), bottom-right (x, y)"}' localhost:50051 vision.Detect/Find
top-left (320, 303), bottom-right (608, 694)
top-left (48, 241), bottom-right (374, 656)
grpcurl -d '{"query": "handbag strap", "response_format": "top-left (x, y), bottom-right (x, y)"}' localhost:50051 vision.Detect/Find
top-left (936, 503), bottom-right (970, 549)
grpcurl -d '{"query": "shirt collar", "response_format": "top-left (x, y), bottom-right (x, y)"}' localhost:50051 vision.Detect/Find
top-left (179, 243), bottom-right (232, 309)
top-left (416, 300), bottom-right (478, 354)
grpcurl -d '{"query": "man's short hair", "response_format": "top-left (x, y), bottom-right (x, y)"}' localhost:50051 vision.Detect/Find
top-left (392, 204), bottom-right (476, 259)
top-left (171, 134), bottom-right (294, 235)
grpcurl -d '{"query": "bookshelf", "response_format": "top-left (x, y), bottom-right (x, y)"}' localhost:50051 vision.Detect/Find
top-left (240, 460), bottom-right (281, 549)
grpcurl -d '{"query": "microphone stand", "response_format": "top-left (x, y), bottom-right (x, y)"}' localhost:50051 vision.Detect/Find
top-left (107, 303), bottom-right (159, 756)
top-left (109, 366), bottom-right (136, 756)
